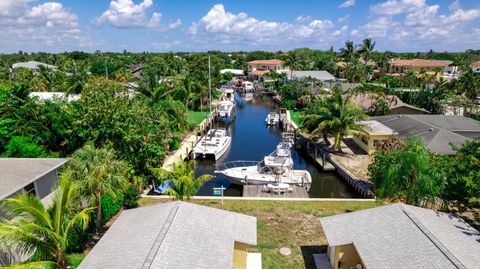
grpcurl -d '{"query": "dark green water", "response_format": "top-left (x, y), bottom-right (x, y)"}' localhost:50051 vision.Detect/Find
top-left (195, 94), bottom-right (360, 198)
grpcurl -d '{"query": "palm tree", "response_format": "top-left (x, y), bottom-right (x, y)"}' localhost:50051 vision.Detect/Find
top-left (302, 88), bottom-right (366, 151)
top-left (0, 178), bottom-right (94, 269)
top-left (357, 38), bottom-right (376, 64)
top-left (63, 144), bottom-right (128, 234)
top-left (284, 53), bottom-right (303, 79)
top-left (155, 160), bottom-right (212, 201)
top-left (340, 40), bottom-right (356, 62)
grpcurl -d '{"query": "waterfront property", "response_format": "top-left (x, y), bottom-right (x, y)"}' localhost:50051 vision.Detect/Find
top-left (353, 120), bottom-right (394, 154)
top-left (0, 158), bottom-right (67, 210)
top-left (350, 92), bottom-right (429, 115)
top-left (78, 201), bottom-right (259, 269)
top-left (283, 70), bottom-right (336, 82)
top-left (370, 114), bottom-right (480, 155)
top-left (320, 203), bottom-right (480, 269)
top-left (387, 59), bottom-right (451, 76)
top-left (247, 59), bottom-right (288, 81)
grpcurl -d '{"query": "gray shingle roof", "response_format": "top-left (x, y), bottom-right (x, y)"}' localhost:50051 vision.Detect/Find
top-left (0, 158), bottom-right (67, 200)
top-left (78, 201), bottom-right (257, 269)
top-left (371, 115), bottom-right (480, 155)
top-left (11, 61), bottom-right (57, 70)
top-left (287, 70), bottom-right (336, 81)
top-left (320, 204), bottom-right (480, 269)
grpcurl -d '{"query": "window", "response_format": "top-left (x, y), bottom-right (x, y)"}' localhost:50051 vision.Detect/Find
top-left (23, 182), bottom-right (36, 195)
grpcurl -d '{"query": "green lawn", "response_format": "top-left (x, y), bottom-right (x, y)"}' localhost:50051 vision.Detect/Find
top-left (290, 110), bottom-right (303, 128)
top-left (67, 253), bottom-right (85, 269)
top-left (187, 111), bottom-right (208, 127)
top-left (139, 198), bottom-right (383, 269)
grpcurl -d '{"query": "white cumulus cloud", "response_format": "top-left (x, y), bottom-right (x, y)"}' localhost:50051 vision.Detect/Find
top-left (0, 1), bottom-right (93, 52)
top-left (96, 0), bottom-right (181, 30)
top-left (189, 4), bottom-right (335, 46)
top-left (339, 0), bottom-right (356, 8)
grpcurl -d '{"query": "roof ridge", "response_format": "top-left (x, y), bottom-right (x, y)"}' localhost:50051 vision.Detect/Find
top-left (401, 205), bottom-right (466, 269)
top-left (141, 203), bottom-right (180, 269)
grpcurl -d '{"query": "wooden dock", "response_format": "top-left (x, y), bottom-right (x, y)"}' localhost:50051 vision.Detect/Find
top-left (243, 185), bottom-right (309, 198)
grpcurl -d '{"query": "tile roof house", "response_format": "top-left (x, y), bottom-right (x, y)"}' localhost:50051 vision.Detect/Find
top-left (247, 59), bottom-right (288, 81)
top-left (320, 203), bottom-right (480, 269)
top-left (0, 158), bottom-right (67, 207)
top-left (351, 92), bottom-right (429, 115)
top-left (388, 59), bottom-right (450, 75)
top-left (78, 201), bottom-right (260, 269)
top-left (470, 60), bottom-right (480, 73)
top-left (371, 115), bottom-right (480, 155)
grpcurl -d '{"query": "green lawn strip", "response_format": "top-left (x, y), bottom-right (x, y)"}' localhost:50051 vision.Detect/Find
top-left (139, 198), bottom-right (383, 269)
top-left (67, 253), bottom-right (86, 269)
top-left (187, 111), bottom-right (208, 127)
top-left (290, 110), bottom-right (303, 128)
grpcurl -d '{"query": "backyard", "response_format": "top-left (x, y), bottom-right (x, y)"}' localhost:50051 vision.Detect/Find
top-left (187, 110), bottom-right (209, 127)
top-left (139, 198), bottom-right (383, 269)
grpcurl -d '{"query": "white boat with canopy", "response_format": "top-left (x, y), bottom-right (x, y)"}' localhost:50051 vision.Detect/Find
top-left (216, 100), bottom-right (235, 119)
top-left (265, 112), bottom-right (280, 126)
top-left (215, 133), bottom-right (311, 189)
top-left (192, 128), bottom-right (231, 160)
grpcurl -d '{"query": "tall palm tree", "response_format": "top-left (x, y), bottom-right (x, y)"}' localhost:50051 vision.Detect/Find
top-left (156, 160), bottom-right (212, 201)
top-left (302, 88), bottom-right (366, 151)
top-left (0, 178), bottom-right (94, 269)
top-left (284, 53), bottom-right (303, 79)
top-left (63, 144), bottom-right (128, 234)
top-left (357, 38), bottom-right (376, 64)
top-left (340, 40), bottom-right (356, 62)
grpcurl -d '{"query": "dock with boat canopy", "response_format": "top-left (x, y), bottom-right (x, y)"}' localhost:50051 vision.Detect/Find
top-left (242, 185), bottom-right (309, 198)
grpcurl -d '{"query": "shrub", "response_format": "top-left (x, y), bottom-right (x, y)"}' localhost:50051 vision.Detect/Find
top-left (101, 193), bottom-right (124, 224)
top-left (169, 136), bottom-right (181, 151)
top-left (124, 184), bottom-right (140, 209)
top-left (2, 136), bottom-right (49, 157)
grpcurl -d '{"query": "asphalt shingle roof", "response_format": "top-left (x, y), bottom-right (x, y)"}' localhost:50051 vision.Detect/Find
top-left (0, 158), bottom-right (67, 200)
top-left (78, 201), bottom-right (257, 269)
top-left (371, 115), bottom-right (480, 155)
top-left (320, 204), bottom-right (480, 269)
top-left (288, 70), bottom-right (336, 81)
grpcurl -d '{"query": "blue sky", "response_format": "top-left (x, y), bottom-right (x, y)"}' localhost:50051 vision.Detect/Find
top-left (1, 0), bottom-right (479, 53)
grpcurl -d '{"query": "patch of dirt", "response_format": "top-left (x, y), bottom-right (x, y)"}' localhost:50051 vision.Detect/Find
top-left (331, 153), bottom-right (372, 181)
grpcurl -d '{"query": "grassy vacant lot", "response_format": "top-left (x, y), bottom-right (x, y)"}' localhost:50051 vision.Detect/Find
top-left (290, 111), bottom-right (303, 128)
top-left (187, 111), bottom-right (208, 127)
top-left (139, 198), bottom-right (383, 269)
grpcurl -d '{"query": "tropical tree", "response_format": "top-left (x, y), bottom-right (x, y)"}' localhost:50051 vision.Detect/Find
top-left (284, 53), bottom-right (303, 78)
top-left (301, 88), bottom-right (366, 151)
top-left (0, 178), bottom-right (94, 269)
top-left (357, 38), bottom-right (376, 64)
top-left (63, 144), bottom-right (128, 233)
top-left (340, 40), bottom-right (356, 61)
top-left (369, 137), bottom-right (443, 206)
top-left (155, 160), bottom-right (212, 201)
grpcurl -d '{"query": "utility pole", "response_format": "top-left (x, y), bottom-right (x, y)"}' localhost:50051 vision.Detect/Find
top-left (208, 55), bottom-right (212, 129)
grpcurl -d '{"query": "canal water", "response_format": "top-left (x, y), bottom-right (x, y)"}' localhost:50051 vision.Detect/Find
top-left (195, 94), bottom-right (360, 198)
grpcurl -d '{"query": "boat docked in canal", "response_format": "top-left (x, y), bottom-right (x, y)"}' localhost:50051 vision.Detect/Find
top-left (192, 128), bottom-right (231, 160)
top-left (222, 88), bottom-right (235, 103)
top-left (265, 112), bottom-right (280, 126)
top-left (216, 100), bottom-right (235, 120)
top-left (215, 134), bottom-right (311, 189)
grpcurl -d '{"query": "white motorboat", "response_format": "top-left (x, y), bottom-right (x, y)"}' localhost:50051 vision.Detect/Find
top-left (222, 89), bottom-right (235, 103)
top-left (215, 134), bottom-right (311, 189)
top-left (216, 100), bottom-right (235, 119)
top-left (192, 128), bottom-right (231, 160)
top-left (265, 112), bottom-right (280, 126)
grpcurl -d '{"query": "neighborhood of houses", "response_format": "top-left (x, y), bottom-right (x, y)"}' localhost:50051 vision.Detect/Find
top-left (1, 55), bottom-right (480, 269)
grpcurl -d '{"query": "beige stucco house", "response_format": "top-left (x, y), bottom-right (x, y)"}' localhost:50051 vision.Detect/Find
top-left (353, 120), bottom-right (394, 154)
top-left (247, 59), bottom-right (288, 81)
